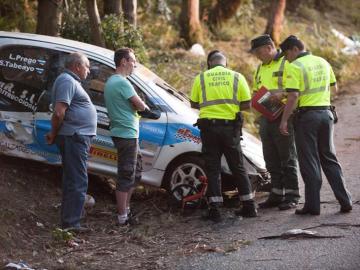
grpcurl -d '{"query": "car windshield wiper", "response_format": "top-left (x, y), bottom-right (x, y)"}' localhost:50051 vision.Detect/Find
top-left (155, 82), bottom-right (190, 102)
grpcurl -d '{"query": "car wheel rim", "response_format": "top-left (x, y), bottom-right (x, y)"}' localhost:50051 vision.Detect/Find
top-left (170, 162), bottom-right (205, 193)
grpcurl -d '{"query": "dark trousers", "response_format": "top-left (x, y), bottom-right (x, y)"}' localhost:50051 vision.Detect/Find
top-left (56, 134), bottom-right (92, 229)
top-left (200, 124), bottom-right (253, 206)
top-left (259, 116), bottom-right (299, 202)
top-left (295, 110), bottom-right (352, 213)
top-left (112, 137), bottom-right (142, 192)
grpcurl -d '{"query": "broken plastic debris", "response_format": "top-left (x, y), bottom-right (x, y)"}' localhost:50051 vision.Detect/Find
top-left (259, 228), bottom-right (343, 240)
top-left (4, 262), bottom-right (34, 270)
top-left (331, 28), bottom-right (360, 55)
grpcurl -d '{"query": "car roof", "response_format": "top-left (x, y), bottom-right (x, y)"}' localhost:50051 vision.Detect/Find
top-left (0, 31), bottom-right (115, 66)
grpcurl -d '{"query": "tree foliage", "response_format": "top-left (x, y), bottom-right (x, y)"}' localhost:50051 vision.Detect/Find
top-left (60, 0), bottom-right (91, 43)
top-left (0, 0), bottom-right (36, 32)
top-left (101, 14), bottom-right (147, 63)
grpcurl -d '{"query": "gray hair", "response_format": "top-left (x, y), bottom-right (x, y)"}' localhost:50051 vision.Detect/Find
top-left (64, 52), bottom-right (88, 68)
top-left (209, 52), bottom-right (227, 67)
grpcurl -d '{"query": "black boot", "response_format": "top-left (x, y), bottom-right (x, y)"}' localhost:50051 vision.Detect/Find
top-left (258, 195), bottom-right (284, 209)
top-left (203, 207), bottom-right (222, 222)
top-left (235, 200), bottom-right (258, 218)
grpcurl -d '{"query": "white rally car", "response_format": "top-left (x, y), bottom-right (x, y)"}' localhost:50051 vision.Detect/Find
top-left (0, 31), bottom-right (269, 199)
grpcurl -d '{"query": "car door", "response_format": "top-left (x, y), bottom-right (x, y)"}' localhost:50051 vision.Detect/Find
top-left (0, 44), bottom-right (59, 162)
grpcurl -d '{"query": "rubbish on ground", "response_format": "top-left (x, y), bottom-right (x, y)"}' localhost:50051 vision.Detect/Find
top-left (4, 262), bottom-right (34, 270)
top-left (259, 228), bottom-right (343, 240)
top-left (189, 43), bottom-right (206, 56)
top-left (304, 222), bottom-right (360, 230)
top-left (331, 28), bottom-right (360, 55)
top-left (84, 194), bottom-right (95, 208)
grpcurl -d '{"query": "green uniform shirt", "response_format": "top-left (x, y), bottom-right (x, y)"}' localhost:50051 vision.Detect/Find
top-left (252, 55), bottom-right (298, 94)
top-left (286, 52), bottom-right (336, 107)
top-left (190, 65), bottom-right (251, 120)
top-left (104, 74), bottom-right (140, 139)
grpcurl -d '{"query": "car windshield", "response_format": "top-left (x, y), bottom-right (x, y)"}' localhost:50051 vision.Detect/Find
top-left (132, 64), bottom-right (192, 113)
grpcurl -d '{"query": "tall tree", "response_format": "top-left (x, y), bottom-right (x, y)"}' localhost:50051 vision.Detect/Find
top-left (104, 0), bottom-right (121, 16)
top-left (86, 0), bottom-right (106, 47)
top-left (122, 0), bottom-right (137, 27)
top-left (208, 0), bottom-right (242, 31)
top-left (36, 0), bottom-right (63, 36)
top-left (179, 0), bottom-right (203, 47)
top-left (265, 0), bottom-right (286, 46)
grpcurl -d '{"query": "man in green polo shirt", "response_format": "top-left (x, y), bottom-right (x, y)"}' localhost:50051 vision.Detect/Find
top-left (104, 48), bottom-right (149, 225)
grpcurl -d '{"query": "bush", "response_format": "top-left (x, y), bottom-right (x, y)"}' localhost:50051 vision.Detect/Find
top-left (60, 1), bottom-right (91, 43)
top-left (101, 14), bottom-right (148, 63)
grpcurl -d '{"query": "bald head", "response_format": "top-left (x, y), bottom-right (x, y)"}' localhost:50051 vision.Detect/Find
top-left (208, 52), bottom-right (227, 68)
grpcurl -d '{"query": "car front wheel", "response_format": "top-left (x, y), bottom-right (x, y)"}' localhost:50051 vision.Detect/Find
top-left (163, 156), bottom-right (206, 203)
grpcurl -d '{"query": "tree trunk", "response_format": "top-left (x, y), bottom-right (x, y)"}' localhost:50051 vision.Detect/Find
top-left (36, 0), bottom-right (63, 36)
top-left (86, 0), bottom-right (106, 47)
top-left (104, 0), bottom-right (121, 16)
top-left (265, 0), bottom-right (286, 46)
top-left (122, 0), bottom-right (137, 27)
top-left (208, 0), bottom-right (242, 30)
top-left (179, 0), bottom-right (203, 47)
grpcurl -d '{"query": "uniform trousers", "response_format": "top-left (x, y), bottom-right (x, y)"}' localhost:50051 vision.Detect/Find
top-left (294, 109), bottom-right (352, 213)
top-left (259, 116), bottom-right (300, 202)
top-left (200, 123), bottom-right (253, 206)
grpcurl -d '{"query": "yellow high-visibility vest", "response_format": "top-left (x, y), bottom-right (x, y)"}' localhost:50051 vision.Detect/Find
top-left (290, 54), bottom-right (336, 107)
top-left (253, 55), bottom-right (297, 93)
top-left (190, 65), bottom-right (251, 119)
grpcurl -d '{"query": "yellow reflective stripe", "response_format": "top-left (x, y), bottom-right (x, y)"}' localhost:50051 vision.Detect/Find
top-left (199, 73), bottom-right (240, 108)
top-left (233, 73), bottom-right (239, 101)
top-left (199, 99), bottom-right (240, 108)
top-left (285, 189), bottom-right (300, 195)
top-left (277, 57), bottom-right (286, 90)
top-left (293, 60), bottom-right (330, 96)
top-left (299, 86), bottom-right (328, 96)
top-left (209, 196), bottom-right (223, 203)
top-left (293, 60), bottom-right (309, 90)
top-left (239, 192), bottom-right (255, 201)
top-left (271, 188), bottom-right (284, 195)
top-left (200, 72), bottom-right (207, 103)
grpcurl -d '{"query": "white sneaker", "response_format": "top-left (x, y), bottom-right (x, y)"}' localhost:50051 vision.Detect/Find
top-left (117, 213), bottom-right (128, 225)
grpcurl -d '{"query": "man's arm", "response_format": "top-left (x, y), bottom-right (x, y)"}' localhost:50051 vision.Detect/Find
top-left (46, 102), bottom-right (68, 144)
top-left (190, 100), bottom-right (200, 109)
top-left (330, 83), bottom-right (337, 96)
top-left (129, 95), bottom-right (149, 111)
top-left (239, 100), bottom-right (250, 111)
top-left (279, 91), bottom-right (299, 136)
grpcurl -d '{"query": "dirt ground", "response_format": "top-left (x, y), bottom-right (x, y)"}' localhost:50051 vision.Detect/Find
top-left (0, 83), bottom-right (359, 270)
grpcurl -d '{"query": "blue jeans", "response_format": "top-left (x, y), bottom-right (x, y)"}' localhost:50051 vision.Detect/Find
top-left (56, 134), bottom-right (92, 228)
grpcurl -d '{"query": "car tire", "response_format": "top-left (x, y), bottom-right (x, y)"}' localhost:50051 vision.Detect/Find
top-left (163, 155), bottom-right (206, 203)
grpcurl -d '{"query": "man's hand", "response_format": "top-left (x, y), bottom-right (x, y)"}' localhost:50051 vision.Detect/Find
top-left (45, 132), bottom-right (56, 145)
top-left (269, 92), bottom-right (284, 103)
top-left (279, 120), bottom-right (289, 136)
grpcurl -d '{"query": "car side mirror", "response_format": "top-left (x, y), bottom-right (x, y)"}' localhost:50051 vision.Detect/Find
top-left (139, 108), bottom-right (161, 119)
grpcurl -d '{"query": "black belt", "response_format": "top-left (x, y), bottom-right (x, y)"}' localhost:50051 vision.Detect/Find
top-left (298, 106), bottom-right (330, 112)
top-left (200, 118), bottom-right (236, 125)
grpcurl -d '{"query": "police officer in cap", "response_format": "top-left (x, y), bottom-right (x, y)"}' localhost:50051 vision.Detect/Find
top-left (279, 35), bottom-right (352, 215)
top-left (249, 34), bottom-right (300, 210)
top-left (190, 50), bottom-right (257, 222)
